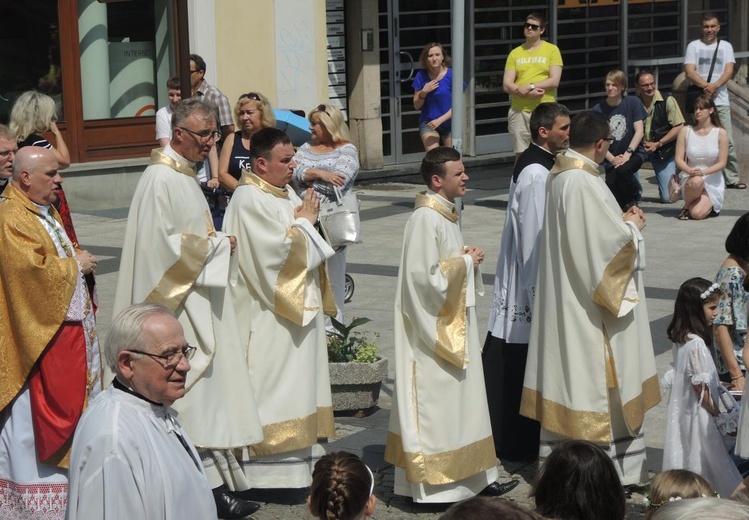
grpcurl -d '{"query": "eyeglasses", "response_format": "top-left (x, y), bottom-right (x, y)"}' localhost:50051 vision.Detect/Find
top-left (241, 92), bottom-right (261, 101)
top-left (190, 69), bottom-right (201, 74)
top-left (177, 126), bottom-right (222, 143)
top-left (0, 149), bottom-right (17, 158)
top-left (127, 345), bottom-right (196, 369)
top-left (525, 22), bottom-right (541, 30)
top-left (601, 136), bottom-right (615, 143)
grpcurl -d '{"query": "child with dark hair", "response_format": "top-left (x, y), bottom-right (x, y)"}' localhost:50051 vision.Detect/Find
top-left (532, 440), bottom-right (626, 520)
top-left (308, 452), bottom-right (376, 520)
top-left (663, 278), bottom-right (742, 497)
top-left (441, 496), bottom-right (543, 520)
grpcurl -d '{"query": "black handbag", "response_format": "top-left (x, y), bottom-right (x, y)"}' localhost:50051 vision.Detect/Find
top-left (650, 100), bottom-right (676, 160)
top-left (686, 40), bottom-right (720, 114)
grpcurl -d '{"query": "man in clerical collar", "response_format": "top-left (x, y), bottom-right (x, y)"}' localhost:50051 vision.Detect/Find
top-left (521, 112), bottom-right (658, 488)
top-left (483, 102), bottom-right (570, 462)
top-left (385, 147), bottom-right (520, 503)
top-left (0, 124), bottom-right (17, 190)
top-left (67, 303), bottom-right (218, 519)
top-left (113, 98), bottom-right (264, 519)
top-left (222, 128), bottom-right (338, 493)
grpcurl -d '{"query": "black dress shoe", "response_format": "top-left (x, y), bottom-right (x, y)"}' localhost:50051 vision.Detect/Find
top-left (212, 485), bottom-right (262, 519)
top-left (479, 479), bottom-right (520, 497)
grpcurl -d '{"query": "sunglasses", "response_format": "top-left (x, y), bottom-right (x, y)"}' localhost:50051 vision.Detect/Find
top-left (525, 22), bottom-right (541, 31)
top-left (316, 104), bottom-right (329, 115)
top-left (240, 92), bottom-right (261, 101)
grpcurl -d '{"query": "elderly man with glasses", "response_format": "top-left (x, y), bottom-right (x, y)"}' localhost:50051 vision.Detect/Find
top-left (502, 12), bottom-right (563, 160)
top-left (67, 303), bottom-right (216, 519)
top-left (113, 98), bottom-right (264, 519)
top-left (189, 53), bottom-right (235, 138)
top-left (0, 124), bottom-right (17, 190)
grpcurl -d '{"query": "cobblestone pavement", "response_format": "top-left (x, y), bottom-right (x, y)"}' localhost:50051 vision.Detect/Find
top-left (74, 162), bottom-right (747, 519)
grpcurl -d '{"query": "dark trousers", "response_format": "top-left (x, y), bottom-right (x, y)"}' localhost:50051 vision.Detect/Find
top-left (604, 154), bottom-right (644, 210)
top-left (481, 332), bottom-right (540, 461)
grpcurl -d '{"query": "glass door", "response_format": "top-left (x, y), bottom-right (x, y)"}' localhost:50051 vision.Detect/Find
top-left (378, 0), bottom-right (451, 165)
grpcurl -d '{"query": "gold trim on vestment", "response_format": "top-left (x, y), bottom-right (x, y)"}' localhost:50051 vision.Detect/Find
top-left (240, 171), bottom-right (289, 199)
top-left (250, 410), bottom-right (327, 456)
top-left (520, 387), bottom-right (612, 444)
top-left (550, 153), bottom-right (601, 177)
top-left (435, 257), bottom-right (468, 368)
top-left (318, 264), bottom-right (338, 317)
top-left (317, 406), bottom-right (335, 438)
top-left (622, 375), bottom-right (661, 433)
top-left (146, 234), bottom-right (209, 311)
top-left (149, 148), bottom-right (195, 177)
top-left (275, 226), bottom-right (307, 325)
top-left (603, 324), bottom-right (618, 390)
top-left (593, 240), bottom-right (637, 316)
top-left (383, 431), bottom-right (496, 485)
top-left (0, 184), bottom-right (78, 411)
top-left (414, 192), bottom-right (458, 222)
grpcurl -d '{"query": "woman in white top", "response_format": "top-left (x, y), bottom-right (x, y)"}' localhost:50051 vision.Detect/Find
top-left (293, 104), bottom-right (359, 323)
top-left (674, 94), bottom-right (728, 220)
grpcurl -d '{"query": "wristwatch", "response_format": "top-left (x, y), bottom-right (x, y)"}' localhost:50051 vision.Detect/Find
top-left (530, 83), bottom-right (535, 90)
top-left (626, 146), bottom-right (633, 153)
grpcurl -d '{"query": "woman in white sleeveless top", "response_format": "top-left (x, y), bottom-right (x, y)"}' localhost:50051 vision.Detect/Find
top-left (674, 94), bottom-right (728, 220)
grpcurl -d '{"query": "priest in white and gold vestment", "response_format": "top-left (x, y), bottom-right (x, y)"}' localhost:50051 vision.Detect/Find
top-left (385, 147), bottom-right (518, 503)
top-left (113, 99), bottom-right (263, 514)
top-left (520, 111), bottom-right (660, 485)
top-left (222, 128), bottom-right (337, 489)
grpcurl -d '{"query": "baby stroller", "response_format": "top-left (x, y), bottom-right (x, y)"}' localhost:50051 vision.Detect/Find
top-left (201, 183), bottom-right (230, 231)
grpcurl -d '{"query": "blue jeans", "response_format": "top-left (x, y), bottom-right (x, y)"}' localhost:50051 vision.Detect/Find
top-left (648, 153), bottom-right (676, 203)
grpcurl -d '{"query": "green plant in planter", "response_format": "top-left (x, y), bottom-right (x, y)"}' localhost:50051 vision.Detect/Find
top-left (327, 317), bottom-right (379, 363)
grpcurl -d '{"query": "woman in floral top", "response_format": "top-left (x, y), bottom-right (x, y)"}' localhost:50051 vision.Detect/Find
top-left (713, 213), bottom-right (749, 391)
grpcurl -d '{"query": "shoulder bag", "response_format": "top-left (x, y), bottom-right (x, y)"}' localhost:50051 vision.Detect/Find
top-left (685, 40), bottom-right (719, 114)
top-left (319, 186), bottom-right (362, 248)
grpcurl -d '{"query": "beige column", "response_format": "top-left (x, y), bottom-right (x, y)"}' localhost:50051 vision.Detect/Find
top-left (345, 0), bottom-right (383, 170)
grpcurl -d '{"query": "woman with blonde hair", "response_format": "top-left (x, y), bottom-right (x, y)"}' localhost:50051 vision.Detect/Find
top-left (674, 94), bottom-right (728, 220)
top-left (9, 90), bottom-right (77, 244)
top-left (293, 103), bottom-right (359, 323)
top-left (217, 91), bottom-right (275, 192)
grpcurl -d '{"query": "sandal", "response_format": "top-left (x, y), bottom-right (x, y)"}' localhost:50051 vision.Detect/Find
top-left (727, 182), bottom-right (747, 189)
top-left (678, 208), bottom-right (690, 220)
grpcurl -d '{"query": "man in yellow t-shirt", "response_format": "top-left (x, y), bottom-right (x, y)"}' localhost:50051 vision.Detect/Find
top-left (503, 12), bottom-right (563, 158)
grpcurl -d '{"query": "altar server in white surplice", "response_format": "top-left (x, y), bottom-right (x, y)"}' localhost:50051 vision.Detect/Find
top-left (112, 98), bottom-right (263, 518)
top-left (520, 111), bottom-right (660, 486)
top-left (384, 147), bottom-right (519, 503)
top-left (67, 304), bottom-right (217, 520)
top-left (483, 102), bottom-right (570, 462)
top-left (222, 127), bottom-right (337, 489)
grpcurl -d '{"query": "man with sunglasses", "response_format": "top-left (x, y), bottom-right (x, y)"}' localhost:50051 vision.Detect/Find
top-left (521, 111), bottom-right (659, 487)
top-left (503, 12), bottom-right (563, 160)
top-left (67, 303), bottom-right (217, 519)
top-left (114, 98), bottom-right (263, 519)
top-left (189, 53), bottom-right (235, 138)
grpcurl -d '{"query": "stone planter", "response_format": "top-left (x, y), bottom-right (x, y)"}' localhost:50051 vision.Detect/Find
top-left (328, 357), bottom-right (388, 412)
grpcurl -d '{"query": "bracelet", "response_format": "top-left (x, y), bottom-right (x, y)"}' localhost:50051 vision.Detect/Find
top-left (732, 375), bottom-right (744, 381)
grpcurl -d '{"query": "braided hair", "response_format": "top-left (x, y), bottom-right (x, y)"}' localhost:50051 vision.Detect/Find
top-left (309, 452), bottom-right (373, 520)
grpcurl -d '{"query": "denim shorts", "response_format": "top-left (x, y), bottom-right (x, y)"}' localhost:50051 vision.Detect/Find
top-left (419, 121), bottom-right (451, 138)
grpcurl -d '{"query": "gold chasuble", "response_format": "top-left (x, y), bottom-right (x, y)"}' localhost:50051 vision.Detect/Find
top-left (0, 184), bottom-right (77, 412)
top-left (385, 191), bottom-right (497, 503)
top-left (112, 145), bottom-right (263, 486)
top-left (520, 149), bottom-right (660, 485)
top-left (223, 171), bottom-right (336, 489)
